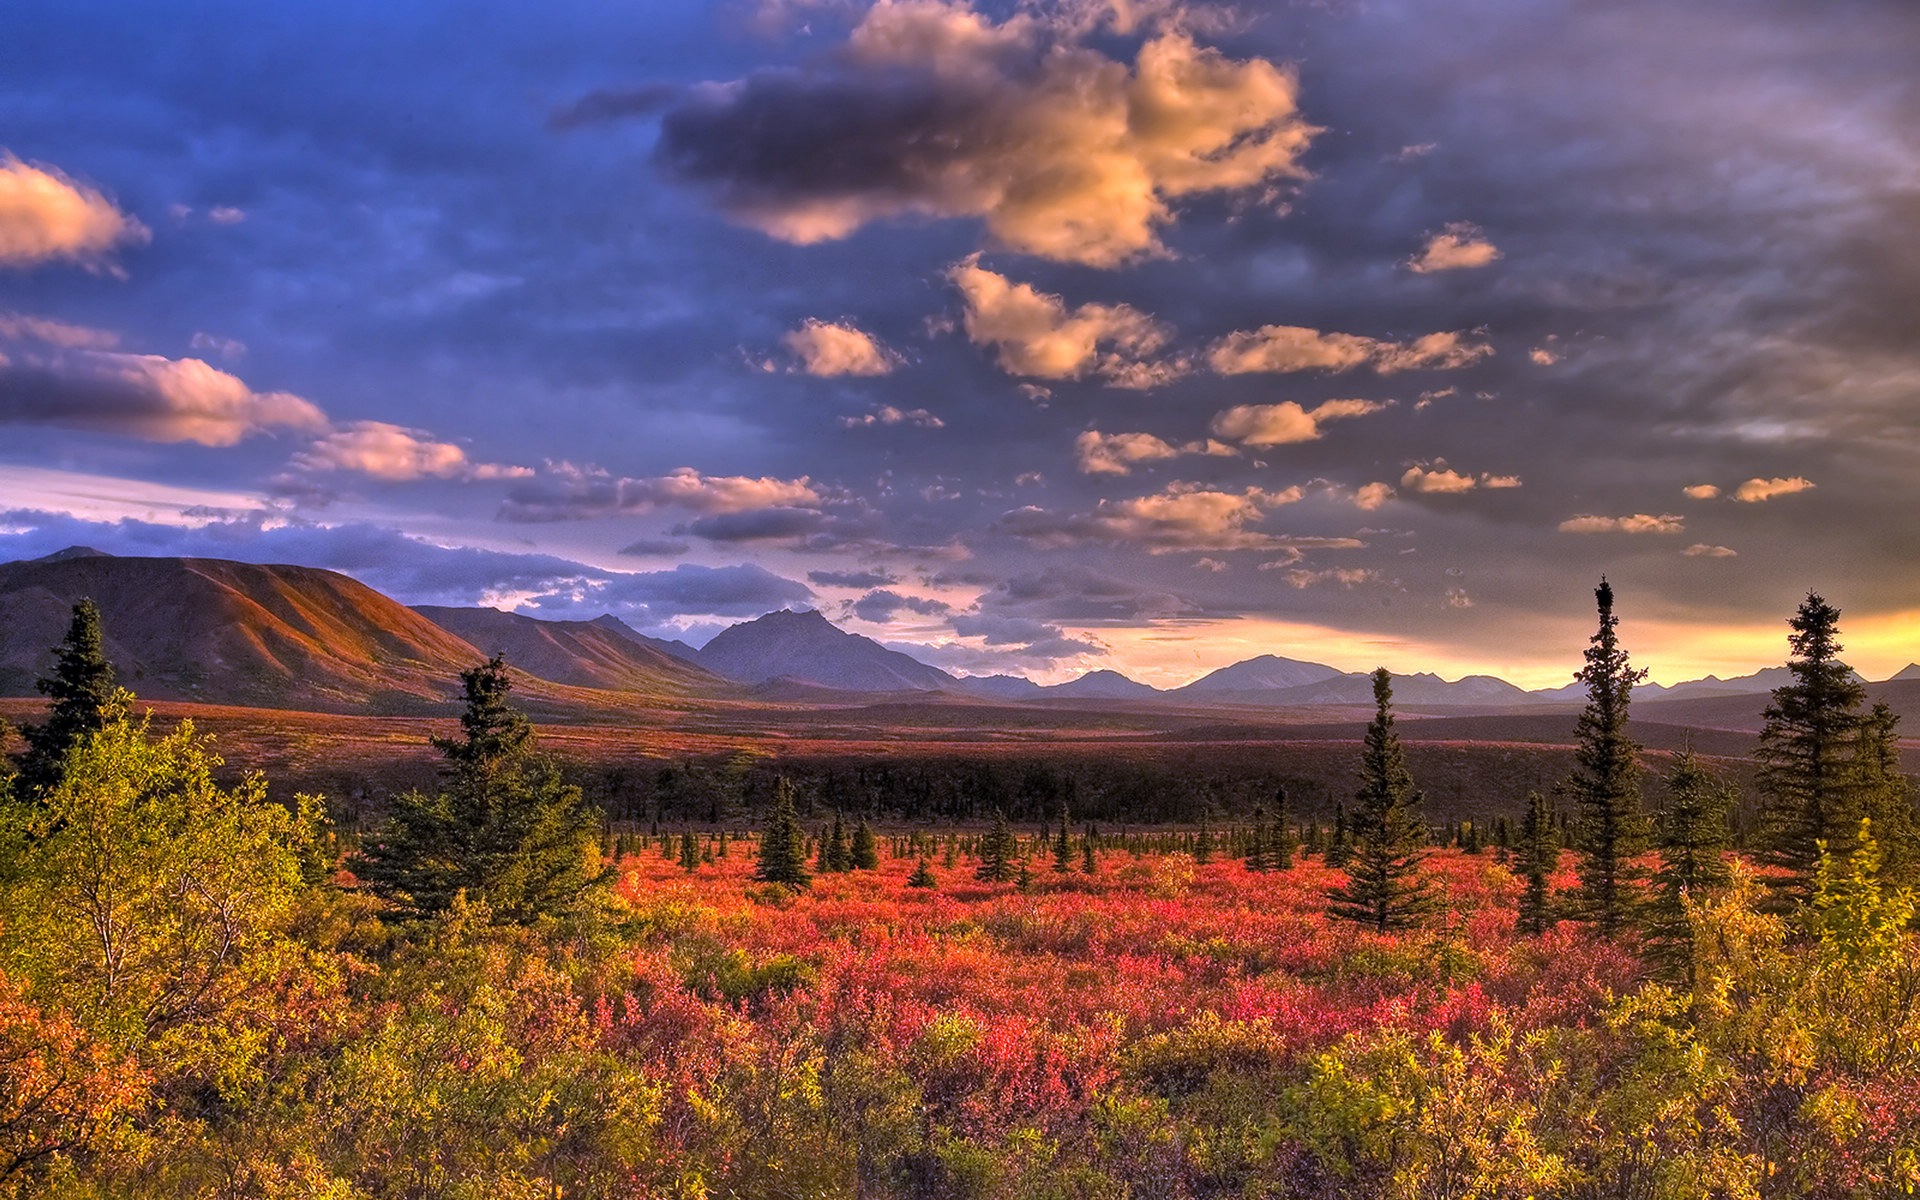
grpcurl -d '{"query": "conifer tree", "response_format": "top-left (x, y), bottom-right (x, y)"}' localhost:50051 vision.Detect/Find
top-left (1517, 790), bottom-right (1558, 936)
top-left (679, 829), bottom-right (700, 873)
top-left (14, 599), bottom-right (128, 799)
top-left (1755, 593), bottom-right (1869, 902)
top-left (1016, 857), bottom-right (1033, 891)
top-left (1271, 786), bottom-right (1294, 870)
top-left (1052, 809), bottom-right (1073, 872)
top-left (907, 856), bottom-right (937, 888)
top-left (1648, 749), bottom-right (1734, 976)
top-left (754, 777), bottom-right (811, 888)
top-left (360, 656), bottom-right (604, 924)
top-left (1244, 806), bottom-right (1269, 873)
top-left (1081, 837), bottom-right (1097, 875)
top-left (1193, 808), bottom-right (1214, 864)
top-left (850, 817), bottom-right (879, 870)
top-left (976, 809), bottom-right (1017, 883)
top-left (1328, 669), bottom-right (1434, 932)
top-left (1324, 804), bottom-right (1352, 868)
top-left (1852, 701), bottom-right (1918, 887)
top-left (942, 839), bottom-right (959, 869)
top-left (1566, 578), bottom-right (1651, 935)
top-left (825, 811), bottom-right (852, 872)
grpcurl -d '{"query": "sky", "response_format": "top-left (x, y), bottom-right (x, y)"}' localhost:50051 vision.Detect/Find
top-left (2, 0), bottom-right (1918, 688)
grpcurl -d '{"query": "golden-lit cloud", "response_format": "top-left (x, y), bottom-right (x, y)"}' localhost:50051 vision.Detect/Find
top-left (841, 404), bottom-right (943, 428)
top-left (1353, 481), bottom-right (1395, 510)
top-left (1683, 483), bottom-right (1721, 499)
top-left (0, 349), bottom-right (326, 446)
top-left (655, 2), bottom-right (1315, 266)
top-left (0, 154), bottom-right (149, 270)
top-left (1209, 398), bottom-right (1384, 446)
top-left (948, 258), bottom-right (1176, 384)
top-left (499, 464), bottom-right (822, 521)
top-left (1683, 543), bottom-right (1737, 557)
top-left (1207, 324), bottom-right (1490, 375)
top-left (997, 482), bottom-right (1311, 552)
top-left (1400, 462), bottom-right (1519, 494)
top-left (1731, 475), bottom-right (1815, 502)
top-left (291, 421), bottom-right (532, 482)
top-left (777, 318), bottom-right (900, 376)
top-left (0, 311), bottom-right (119, 349)
top-left (1558, 513), bottom-right (1685, 534)
top-left (1075, 430), bottom-right (1180, 475)
top-left (1284, 566), bottom-right (1377, 589)
top-left (1407, 222), bottom-right (1502, 273)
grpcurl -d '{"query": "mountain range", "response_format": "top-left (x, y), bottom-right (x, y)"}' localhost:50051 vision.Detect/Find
top-left (1, 549), bottom-right (1907, 716)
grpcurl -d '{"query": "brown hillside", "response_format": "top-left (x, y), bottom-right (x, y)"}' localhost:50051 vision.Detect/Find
top-left (413, 605), bottom-right (726, 696)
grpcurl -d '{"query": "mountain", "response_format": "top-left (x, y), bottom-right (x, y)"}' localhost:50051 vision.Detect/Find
top-left (0, 550), bottom-right (489, 712)
top-left (1261, 670), bottom-right (1534, 707)
top-left (1177, 654), bottom-right (1346, 695)
top-left (1890, 664), bottom-right (1920, 683)
top-left (588, 614), bottom-right (701, 664)
top-left (694, 608), bottom-right (959, 691)
top-left (1047, 669), bottom-right (1161, 700)
top-left (958, 674), bottom-right (1046, 699)
top-left (413, 606), bottom-right (723, 694)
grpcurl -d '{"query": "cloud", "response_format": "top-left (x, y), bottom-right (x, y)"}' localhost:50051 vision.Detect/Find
top-left (1353, 481), bottom-right (1395, 510)
top-left (1209, 398), bottom-right (1384, 446)
top-left (1683, 543), bottom-right (1738, 557)
top-left (1284, 567), bottom-right (1377, 589)
top-left (1558, 513), bottom-right (1686, 534)
top-left (1407, 222), bottom-right (1502, 273)
top-left (808, 568), bottom-right (897, 589)
top-left (841, 404), bottom-right (943, 428)
top-left (974, 565), bottom-right (1201, 622)
top-left (996, 482), bottom-right (1311, 552)
top-left (1206, 325), bottom-right (1491, 375)
top-left (0, 154), bottom-right (148, 270)
top-left (618, 537), bottom-right (691, 557)
top-left (206, 205), bottom-right (247, 225)
top-left (0, 349), bottom-right (327, 446)
top-left (777, 318), bottom-right (900, 376)
top-left (1074, 430), bottom-right (1175, 475)
top-left (1731, 475), bottom-right (1815, 502)
top-left (1683, 484), bottom-right (1722, 499)
top-left (0, 312), bottom-right (118, 349)
top-left (1400, 463), bottom-right (1519, 494)
top-left (1528, 347), bottom-right (1561, 365)
top-left (673, 507), bottom-right (834, 542)
top-left (946, 612), bottom-right (1103, 660)
top-left (650, 3), bottom-right (1315, 265)
top-left (499, 464), bottom-right (821, 521)
top-left (851, 587), bottom-right (951, 622)
top-left (290, 421), bottom-right (532, 482)
top-left (188, 332), bottom-right (246, 360)
top-left (947, 258), bottom-right (1175, 384)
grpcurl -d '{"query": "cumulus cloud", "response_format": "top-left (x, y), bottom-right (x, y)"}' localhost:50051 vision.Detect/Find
top-left (1206, 324), bottom-right (1491, 375)
top-left (1353, 481), bottom-right (1395, 510)
top-left (1399, 463), bottom-right (1519, 494)
top-left (777, 318), bottom-right (900, 376)
top-left (499, 464), bottom-right (821, 521)
top-left (0, 154), bottom-right (149, 270)
top-left (290, 421), bottom-right (532, 482)
top-left (1683, 484), bottom-right (1722, 499)
top-left (996, 482), bottom-right (1316, 552)
top-left (1076, 430), bottom-right (1179, 475)
top-left (1209, 398), bottom-right (1384, 446)
top-left (0, 312), bottom-right (118, 349)
top-left (948, 258), bottom-right (1175, 384)
top-left (1558, 513), bottom-right (1686, 534)
top-left (1407, 222), bottom-right (1502, 273)
top-left (851, 588), bottom-right (951, 622)
top-left (974, 564), bottom-right (1202, 622)
top-left (1683, 543), bottom-right (1738, 557)
top-left (1731, 475), bottom-right (1815, 502)
top-left (650, 2), bottom-right (1316, 266)
top-left (0, 349), bottom-right (327, 446)
top-left (841, 404), bottom-right (943, 428)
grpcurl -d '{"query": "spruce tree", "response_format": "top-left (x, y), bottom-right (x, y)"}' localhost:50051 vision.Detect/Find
top-left (1052, 809), bottom-right (1073, 872)
top-left (1852, 701), bottom-right (1918, 887)
top-left (1517, 790), bottom-right (1557, 936)
top-left (850, 817), bottom-right (879, 870)
top-left (1327, 669), bottom-right (1434, 932)
top-left (754, 778), bottom-right (811, 888)
top-left (1271, 786), bottom-right (1295, 870)
top-left (825, 810), bottom-right (852, 872)
top-left (907, 856), bottom-right (937, 888)
top-left (1193, 808), bottom-right (1214, 864)
top-left (1566, 578), bottom-right (1651, 935)
top-left (1648, 749), bottom-right (1733, 977)
top-left (1081, 837), bottom-right (1097, 875)
top-left (679, 829), bottom-right (700, 873)
top-left (1244, 806), bottom-right (1269, 873)
top-left (14, 599), bottom-right (128, 798)
top-left (360, 656), bottom-right (604, 924)
top-left (976, 809), bottom-right (1017, 883)
top-left (1324, 804), bottom-right (1352, 869)
top-left (1754, 593), bottom-right (1868, 902)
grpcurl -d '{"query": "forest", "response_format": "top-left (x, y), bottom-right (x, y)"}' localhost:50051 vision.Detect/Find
top-left (1, 583), bottom-right (1916, 1199)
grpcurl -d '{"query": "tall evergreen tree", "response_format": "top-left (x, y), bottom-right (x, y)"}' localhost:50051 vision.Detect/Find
top-left (1853, 701), bottom-right (1918, 887)
top-left (360, 656), bottom-right (604, 924)
top-left (1193, 808), bottom-right (1214, 864)
top-left (1080, 837), bottom-right (1097, 875)
top-left (1517, 790), bottom-right (1558, 936)
top-left (14, 600), bottom-right (127, 799)
top-left (1270, 786), bottom-right (1295, 870)
top-left (1754, 593), bottom-right (1869, 902)
top-left (1565, 578), bottom-right (1651, 935)
top-left (1244, 805), bottom-right (1269, 873)
top-left (1647, 749), bottom-right (1734, 977)
top-left (824, 810), bottom-right (852, 872)
top-left (976, 809), bottom-right (1017, 883)
top-left (1327, 669), bottom-right (1434, 932)
top-left (907, 856), bottom-right (937, 888)
top-left (678, 829), bottom-right (700, 873)
top-left (754, 777), bottom-right (811, 888)
top-left (850, 817), bottom-right (880, 870)
top-left (1324, 804), bottom-right (1352, 868)
top-left (1052, 809), bottom-right (1073, 872)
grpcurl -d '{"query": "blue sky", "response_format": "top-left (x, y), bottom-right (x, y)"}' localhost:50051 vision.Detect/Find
top-left (3, 0), bottom-right (1917, 686)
